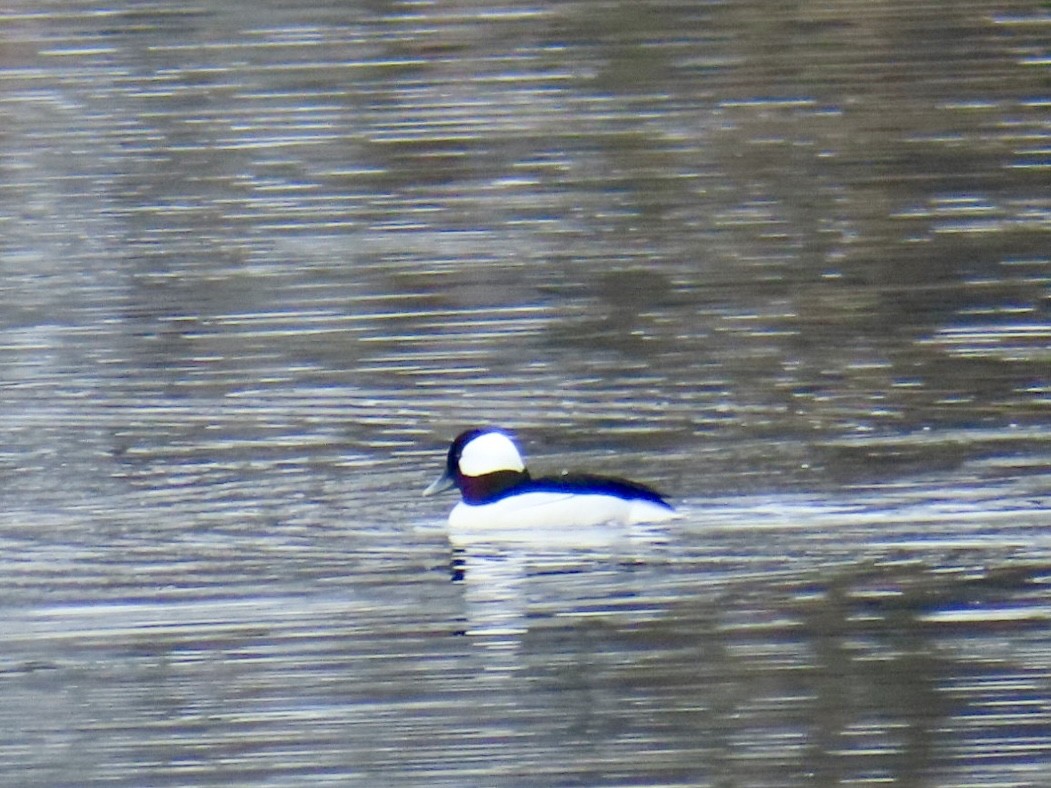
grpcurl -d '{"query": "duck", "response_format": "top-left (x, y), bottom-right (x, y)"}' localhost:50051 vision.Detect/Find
top-left (423, 428), bottom-right (676, 531)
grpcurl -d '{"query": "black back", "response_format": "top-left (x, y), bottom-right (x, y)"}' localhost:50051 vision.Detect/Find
top-left (518, 473), bottom-right (672, 508)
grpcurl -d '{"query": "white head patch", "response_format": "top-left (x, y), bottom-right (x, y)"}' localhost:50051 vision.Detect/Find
top-left (459, 431), bottom-right (525, 477)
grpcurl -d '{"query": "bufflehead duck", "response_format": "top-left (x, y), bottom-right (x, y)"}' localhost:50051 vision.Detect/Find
top-left (423, 428), bottom-right (676, 530)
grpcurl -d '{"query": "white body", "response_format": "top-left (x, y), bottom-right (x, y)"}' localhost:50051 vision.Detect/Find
top-left (449, 490), bottom-right (677, 531)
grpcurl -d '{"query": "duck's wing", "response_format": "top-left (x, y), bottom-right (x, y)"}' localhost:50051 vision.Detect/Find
top-left (527, 473), bottom-right (673, 508)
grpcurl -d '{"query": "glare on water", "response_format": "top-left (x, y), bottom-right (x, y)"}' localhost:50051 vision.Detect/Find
top-left (1, 0), bottom-right (1050, 785)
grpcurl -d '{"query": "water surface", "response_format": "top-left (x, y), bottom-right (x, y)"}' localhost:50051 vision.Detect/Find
top-left (1, 0), bottom-right (1050, 784)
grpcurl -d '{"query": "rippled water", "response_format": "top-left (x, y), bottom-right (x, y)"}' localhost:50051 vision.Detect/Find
top-left (1, 0), bottom-right (1050, 785)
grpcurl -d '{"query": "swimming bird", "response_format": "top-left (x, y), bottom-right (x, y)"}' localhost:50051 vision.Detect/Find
top-left (424, 428), bottom-right (676, 530)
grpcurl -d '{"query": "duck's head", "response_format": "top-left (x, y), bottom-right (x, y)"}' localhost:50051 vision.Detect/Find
top-left (423, 428), bottom-right (529, 504)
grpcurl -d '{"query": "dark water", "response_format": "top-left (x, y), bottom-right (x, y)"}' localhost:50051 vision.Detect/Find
top-left (1, 0), bottom-right (1050, 784)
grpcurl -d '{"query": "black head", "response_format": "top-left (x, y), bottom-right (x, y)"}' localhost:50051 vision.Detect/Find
top-left (423, 428), bottom-right (530, 503)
